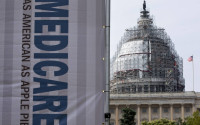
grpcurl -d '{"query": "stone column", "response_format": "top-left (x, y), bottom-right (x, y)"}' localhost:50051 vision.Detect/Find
top-left (192, 104), bottom-right (196, 113)
top-left (181, 104), bottom-right (184, 121)
top-left (115, 105), bottom-right (119, 125)
top-left (137, 105), bottom-right (140, 125)
top-left (136, 85), bottom-right (138, 93)
top-left (159, 104), bottom-right (162, 119)
top-left (170, 104), bottom-right (173, 121)
top-left (148, 104), bottom-right (151, 122)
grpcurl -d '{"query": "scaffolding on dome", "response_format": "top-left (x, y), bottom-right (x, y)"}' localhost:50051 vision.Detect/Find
top-left (110, 2), bottom-right (185, 94)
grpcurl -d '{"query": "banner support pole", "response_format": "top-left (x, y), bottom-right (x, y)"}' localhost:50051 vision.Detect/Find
top-left (105, 0), bottom-right (110, 124)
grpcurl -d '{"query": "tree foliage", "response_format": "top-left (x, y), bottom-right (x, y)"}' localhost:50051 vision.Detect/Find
top-left (141, 110), bottom-right (200, 125)
top-left (185, 110), bottom-right (200, 125)
top-left (142, 119), bottom-right (176, 125)
top-left (176, 118), bottom-right (186, 125)
top-left (120, 107), bottom-right (136, 125)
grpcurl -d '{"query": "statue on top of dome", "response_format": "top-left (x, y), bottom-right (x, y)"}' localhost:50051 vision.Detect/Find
top-left (143, 0), bottom-right (146, 11)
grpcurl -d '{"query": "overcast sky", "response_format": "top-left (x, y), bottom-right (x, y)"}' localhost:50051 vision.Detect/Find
top-left (110, 0), bottom-right (200, 92)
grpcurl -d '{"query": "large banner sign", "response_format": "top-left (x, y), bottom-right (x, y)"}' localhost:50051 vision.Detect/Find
top-left (0, 0), bottom-right (106, 125)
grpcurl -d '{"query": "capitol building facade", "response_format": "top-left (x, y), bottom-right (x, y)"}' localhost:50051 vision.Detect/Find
top-left (110, 92), bottom-right (200, 125)
top-left (109, 1), bottom-right (200, 125)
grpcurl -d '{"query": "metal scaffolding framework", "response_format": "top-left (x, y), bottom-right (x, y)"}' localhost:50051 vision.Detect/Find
top-left (110, 2), bottom-right (185, 94)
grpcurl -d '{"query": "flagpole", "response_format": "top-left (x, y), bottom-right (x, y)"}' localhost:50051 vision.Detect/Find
top-left (192, 56), bottom-right (194, 91)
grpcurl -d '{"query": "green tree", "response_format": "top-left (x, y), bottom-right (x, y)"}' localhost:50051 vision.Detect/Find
top-left (142, 119), bottom-right (176, 125)
top-left (120, 107), bottom-right (136, 125)
top-left (185, 110), bottom-right (200, 125)
top-left (176, 118), bottom-right (186, 125)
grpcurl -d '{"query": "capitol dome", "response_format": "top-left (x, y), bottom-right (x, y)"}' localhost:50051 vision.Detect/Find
top-left (110, 1), bottom-right (185, 93)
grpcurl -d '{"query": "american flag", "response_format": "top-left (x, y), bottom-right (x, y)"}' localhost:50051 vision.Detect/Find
top-left (188, 56), bottom-right (193, 62)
